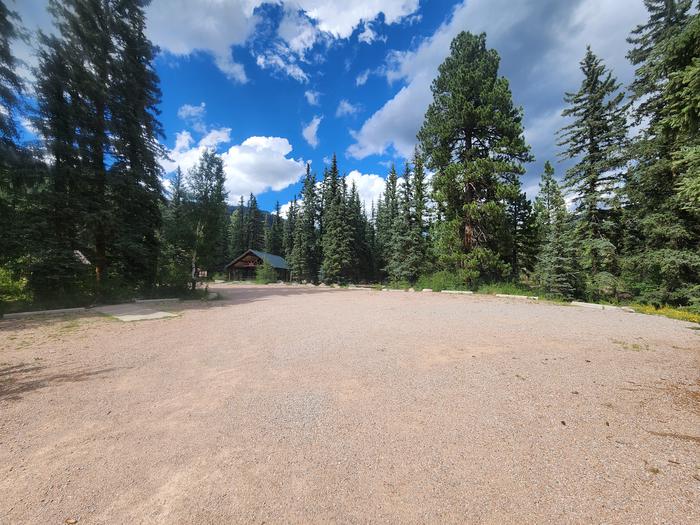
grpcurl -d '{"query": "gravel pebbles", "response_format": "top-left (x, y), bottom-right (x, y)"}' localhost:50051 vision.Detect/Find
top-left (1, 284), bottom-right (698, 523)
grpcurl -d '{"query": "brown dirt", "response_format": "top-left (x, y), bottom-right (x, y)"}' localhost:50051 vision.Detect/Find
top-left (1, 284), bottom-right (699, 524)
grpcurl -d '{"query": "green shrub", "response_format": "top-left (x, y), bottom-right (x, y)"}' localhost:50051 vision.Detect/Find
top-left (255, 262), bottom-right (277, 284)
top-left (416, 270), bottom-right (470, 291)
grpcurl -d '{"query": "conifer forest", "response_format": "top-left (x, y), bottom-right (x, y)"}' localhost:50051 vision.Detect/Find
top-left (1, 0), bottom-right (698, 313)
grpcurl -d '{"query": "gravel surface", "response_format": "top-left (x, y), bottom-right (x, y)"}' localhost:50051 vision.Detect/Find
top-left (1, 284), bottom-right (698, 524)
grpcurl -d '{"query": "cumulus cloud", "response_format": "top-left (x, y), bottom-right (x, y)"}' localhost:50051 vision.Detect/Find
top-left (199, 128), bottom-right (232, 148)
top-left (162, 130), bottom-right (306, 201)
top-left (145, 0), bottom-right (261, 83)
top-left (221, 136), bottom-right (307, 199)
top-left (346, 170), bottom-right (387, 211)
top-left (177, 102), bottom-right (207, 133)
top-left (14, 1), bottom-right (421, 84)
top-left (302, 115), bottom-right (323, 148)
top-left (304, 90), bottom-right (321, 106)
top-left (347, 0), bottom-right (647, 172)
top-left (336, 99), bottom-right (361, 118)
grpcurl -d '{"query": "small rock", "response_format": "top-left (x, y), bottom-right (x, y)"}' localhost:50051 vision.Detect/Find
top-left (65, 519), bottom-right (78, 525)
top-left (561, 421), bottom-right (566, 426)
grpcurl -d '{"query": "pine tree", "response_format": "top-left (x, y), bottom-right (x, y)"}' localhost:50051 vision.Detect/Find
top-left (321, 176), bottom-right (353, 283)
top-left (533, 161), bottom-right (559, 244)
top-left (558, 47), bottom-right (628, 280)
top-left (187, 150), bottom-right (228, 272)
top-left (418, 31), bottom-right (532, 285)
top-left (623, 2), bottom-right (699, 307)
top-left (291, 164), bottom-right (319, 281)
top-left (387, 162), bottom-right (423, 283)
top-left (228, 195), bottom-right (246, 258)
top-left (265, 201), bottom-right (283, 255)
top-left (283, 196), bottom-right (298, 261)
top-left (109, 0), bottom-right (165, 288)
top-left (627, 0), bottom-right (693, 124)
top-left (505, 185), bottom-right (538, 279)
top-left (375, 164), bottom-right (399, 277)
top-left (0, 0), bottom-right (21, 149)
top-left (533, 172), bottom-right (580, 299)
top-left (245, 193), bottom-right (264, 250)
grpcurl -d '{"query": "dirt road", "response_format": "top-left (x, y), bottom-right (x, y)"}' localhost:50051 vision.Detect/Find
top-left (1, 284), bottom-right (698, 523)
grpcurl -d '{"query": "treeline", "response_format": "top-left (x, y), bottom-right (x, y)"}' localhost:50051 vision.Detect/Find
top-left (1, 0), bottom-right (698, 312)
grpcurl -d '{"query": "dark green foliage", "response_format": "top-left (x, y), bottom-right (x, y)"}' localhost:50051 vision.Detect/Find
top-left (504, 184), bottom-right (538, 279)
top-left (418, 31), bottom-right (532, 284)
top-left (533, 167), bottom-right (581, 299)
top-left (187, 150), bottom-right (228, 271)
top-left (264, 201), bottom-right (284, 255)
top-left (255, 261), bottom-right (277, 284)
top-left (290, 164), bottom-right (319, 281)
top-left (244, 193), bottom-right (265, 251)
top-left (622, 2), bottom-right (700, 309)
top-left (0, 0), bottom-right (21, 147)
top-left (558, 47), bottom-right (628, 279)
top-left (321, 175), bottom-right (353, 283)
top-left (386, 162), bottom-right (424, 283)
top-left (283, 196), bottom-right (298, 261)
top-left (228, 196), bottom-right (246, 259)
top-left (374, 164), bottom-right (398, 277)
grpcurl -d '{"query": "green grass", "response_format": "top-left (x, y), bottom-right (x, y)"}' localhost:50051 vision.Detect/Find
top-left (476, 282), bottom-right (534, 296)
top-left (627, 304), bottom-right (700, 324)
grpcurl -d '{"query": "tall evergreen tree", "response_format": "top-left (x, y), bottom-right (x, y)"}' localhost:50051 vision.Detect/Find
top-left (245, 193), bottom-right (264, 251)
top-left (623, 1), bottom-right (699, 307)
top-left (418, 31), bottom-right (532, 285)
top-left (557, 47), bottom-right (628, 279)
top-left (291, 164), bottom-right (319, 281)
top-left (387, 162), bottom-right (423, 283)
top-left (187, 150), bottom-right (228, 272)
top-left (375, 164), bottom-right (399, 277)
top-left (533, 169), bottom-right (580, 299)
top-left (109, 0), bottom-right (165, 288)
top-left (228, 195), bottom-right (246, 259)
top-left (265, 201), bottom-right (283, 255)
top-left (283, 196), bottom-right (298, 261)
top-left (0, 0), bottom-right (21, 149)
top-left (321, 176), bottom-right (353, 283)
top-left (505, 185), bottom-right (538, 279)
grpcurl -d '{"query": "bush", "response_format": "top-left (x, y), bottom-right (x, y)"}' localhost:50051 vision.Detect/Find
top-left (255, 262), bottom-right (277, 284)
top-left (416, 270), bottom-right (470, 291)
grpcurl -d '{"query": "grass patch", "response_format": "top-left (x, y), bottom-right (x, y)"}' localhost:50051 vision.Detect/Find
top-left (628, 304), bottom-right (700, 324)
top-left (476, 282), bottom-right (533, 296)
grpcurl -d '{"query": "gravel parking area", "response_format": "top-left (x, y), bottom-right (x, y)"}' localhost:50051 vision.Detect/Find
top-left (1, 284), bottom-right (698, 523)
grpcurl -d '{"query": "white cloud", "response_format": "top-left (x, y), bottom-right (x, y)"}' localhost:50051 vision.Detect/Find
top-left (358, 21), bottom-right (386, 45)
top-left (221, 136), bottom-right (307, 199)
top-left (304, 90), bottom-right (321, 106)
top-left (348, 0), bottom-right (647, 160)
top-left (346, 170), bottom-right (387, 210)
top-left (199, 128), bottom-right (232, 148)
top-left (290, 0), bottom-right (420, 39)
top-left (302, 115), bottom-right (323, 148)
top-left (255, 44), bottom-right (309, 83)
top-left (13, 1), bottom-right (421, 85)
top-left (356, 69), bottom-right (371, 86)
top-left (177, 102), bottom-right (207, 133)
top-left (278, 7), bottom-right (321, 56)
top-left (336, 99), bottom-right (361, 118)
top-left (162, 130), bottom-right (306, 201)
top-left (145, 1), bottom-right (262, 83)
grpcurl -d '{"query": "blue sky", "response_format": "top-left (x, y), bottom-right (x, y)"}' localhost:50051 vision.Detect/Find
top-left (16, 0), bottom-right (650, 213)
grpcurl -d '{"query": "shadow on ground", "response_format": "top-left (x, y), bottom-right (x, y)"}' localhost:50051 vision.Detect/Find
top-left (0, 362), bottom-right (127, 402)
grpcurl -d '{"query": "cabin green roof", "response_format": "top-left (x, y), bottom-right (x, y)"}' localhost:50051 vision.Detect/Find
top-left (225, 249), bottom-right (289, 270)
